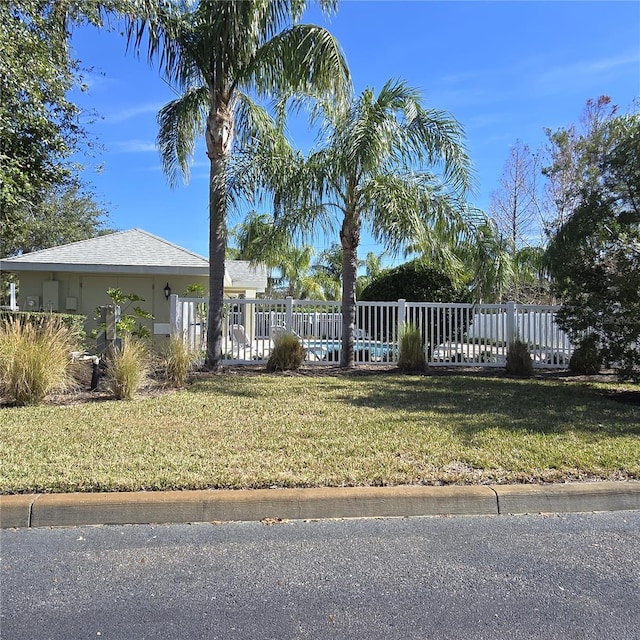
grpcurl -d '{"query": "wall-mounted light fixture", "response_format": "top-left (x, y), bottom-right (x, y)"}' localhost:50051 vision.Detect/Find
top-left (163, 283), bottom-right (171, 300)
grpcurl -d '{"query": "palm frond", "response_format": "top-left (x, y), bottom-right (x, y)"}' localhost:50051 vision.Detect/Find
top-left (233, 92), bottom-right (291, 158)
top-left (156, 85), bottom-right (209, 187)
top-left (230, 93), bottom-right (303, 208)
top-left (125, 1), bottom-right (188, 84)
top-left (364, 172), bottom-right (454, 250)
top-left (338, 79), bottom-right (474, 195)
top-left (459, 222), bottom-right (515, 302)
top-left (336, 81), bottom-right (411, 177)
top-left (404, 104), bottom-right (475, 195)
top-left (245, 23), bottom-right (351, 108)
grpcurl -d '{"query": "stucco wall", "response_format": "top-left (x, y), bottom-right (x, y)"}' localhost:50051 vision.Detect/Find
top-left (13, 272), bottom-right (210, 343)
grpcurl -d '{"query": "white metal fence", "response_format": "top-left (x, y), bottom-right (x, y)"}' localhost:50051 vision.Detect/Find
top-left (169, 295), bottom-right (574, 368)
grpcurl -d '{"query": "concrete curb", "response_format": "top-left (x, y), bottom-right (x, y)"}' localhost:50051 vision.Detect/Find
top-left (1, 482), bottom-right (639, 529)
top-left (493, 482), bottom-right (640, 515)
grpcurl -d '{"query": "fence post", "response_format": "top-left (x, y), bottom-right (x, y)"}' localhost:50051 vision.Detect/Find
top-left (9, 283), bottom-right (17, 311)
top-left (169, 294), bottom-right (179, 338)
top-left (506, 301), bottom-right (516, 346)
top-left (97, 304), bottom-right (120, 354)
top-left (398, 298), bottom-right (406, 327)
top-left (285, 296), bottom-right (294, 330)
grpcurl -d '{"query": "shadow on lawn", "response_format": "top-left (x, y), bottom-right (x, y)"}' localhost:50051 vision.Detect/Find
top-left (185, 365), bottom-right (639, 437)
top-left (335, 374), bottom-right (640, 438)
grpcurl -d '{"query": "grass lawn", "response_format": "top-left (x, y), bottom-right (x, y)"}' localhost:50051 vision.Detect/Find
top-left (1, 370), bottom-right (638, 494)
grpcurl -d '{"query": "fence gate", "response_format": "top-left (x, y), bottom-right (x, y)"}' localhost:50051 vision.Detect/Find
top-left (169, 295), bottom-right (207, 353)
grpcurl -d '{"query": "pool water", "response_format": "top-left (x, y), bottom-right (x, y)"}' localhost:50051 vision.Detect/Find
top-left (303, 339), bottom-right (397, 362)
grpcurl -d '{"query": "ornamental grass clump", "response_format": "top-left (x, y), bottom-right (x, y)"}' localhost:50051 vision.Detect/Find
top-left (506, 339), bottom-right (534, 377)
top-left (162, 334), bottom-right (199, 387)
top-left (266, 332), bottom-right (305, 372)
top-left (0, 316), bottom-right (78, 405)
top-left (397, 324), bottom-right (427, 372)
top-left (105, 337), bottom-right (148, 400)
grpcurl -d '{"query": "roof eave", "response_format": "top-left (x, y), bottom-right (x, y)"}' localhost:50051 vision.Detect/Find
top-left (0, 262), bottom-right (210, 276)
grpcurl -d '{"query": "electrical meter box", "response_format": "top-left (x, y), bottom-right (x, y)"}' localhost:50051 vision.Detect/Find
top-left (42, 281), bottom-right (59, 311)
top-left (25, 296), bottom-right (40, 310)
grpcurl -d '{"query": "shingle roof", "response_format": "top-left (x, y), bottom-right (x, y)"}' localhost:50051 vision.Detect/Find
top-left (0, 229), bottom-right (209, 275)
top-left (225, 260), bottom-right (268, 291)
top-left (0, 229), bottom-right (267, 290)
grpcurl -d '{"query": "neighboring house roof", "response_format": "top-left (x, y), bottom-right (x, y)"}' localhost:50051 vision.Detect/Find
top-left (225, 260), bottom-right (269, 292)
top-left (0, 229), bottom-right (267, 291)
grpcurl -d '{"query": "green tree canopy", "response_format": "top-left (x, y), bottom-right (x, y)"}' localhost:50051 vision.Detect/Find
top-left (359, 260), bottom-right (469, 303)
top-left (2, 182), bottom-right (112, 258)
top-left (2, 0), bottom-right (80, 214)
top-left (545, 110), bottom-right (640, 380)
top-left (1, 1), bottom-right (132, 257)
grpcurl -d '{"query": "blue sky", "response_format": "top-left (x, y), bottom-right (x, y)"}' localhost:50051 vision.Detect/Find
top-left (70, 1), bottom-right (640, 267)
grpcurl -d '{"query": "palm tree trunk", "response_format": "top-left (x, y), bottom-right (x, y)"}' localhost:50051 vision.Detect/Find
top-left (204, 99), bottom-right (234, 370)
top-left (205, 155), bottom-right (227, 370)
top-left (340, 212), bottom-right (359, 368)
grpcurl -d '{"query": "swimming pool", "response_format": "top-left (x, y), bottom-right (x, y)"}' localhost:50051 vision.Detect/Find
top-left (302, 338), bottom-right (398, 362)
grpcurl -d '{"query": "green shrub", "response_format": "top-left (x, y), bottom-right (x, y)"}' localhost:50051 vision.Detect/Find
top-left (359, 260), bottom-right (469, 302)
top-left (162, 335), bottom-right (198, 387)
top-left (506, 339), bottom-right (534, 377)
top-left (0, 317), bottom-right (79, 405)
top-left (105, 337), bottom-right (148, 400)
top-left (397, 324), bottom-right (427, 372)
top-left (359, 260), bottom-right (470, 342)
top-left (267, 333), bottom-right (305, 372)
top-left (569, 335), bottom-right (602, 375)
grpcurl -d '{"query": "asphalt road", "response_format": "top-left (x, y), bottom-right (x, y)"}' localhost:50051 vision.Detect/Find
top-left (1, 512), bottom-right (639, 640)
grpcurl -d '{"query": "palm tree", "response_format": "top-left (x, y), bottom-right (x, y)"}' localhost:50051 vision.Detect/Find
top-left (229, 212), bottom-right (324, 298)
top-left (229, 211), bottom-right (288, 266)
top-left (356, 251), bottom-right (385, 298)
top-left (126, 0), bottom-right (350, 369)
top-left (255, 79), bottom-right (473, 367)
top-left (312, 244), bottom-right (344, 300)
top-left (451, 220), bottom-right (514, 303)
top-left (279, 245), bottom-right (321, 298)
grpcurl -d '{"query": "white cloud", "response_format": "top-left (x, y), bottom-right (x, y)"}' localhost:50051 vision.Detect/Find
top-left (77, 70), bottom-right (114, 92)
top-left (104, 102), bottom-right (165, 124)
top-left (533, 50), bottom-right (640, 94)
top-left (110, 140), bottom-right (158, 153)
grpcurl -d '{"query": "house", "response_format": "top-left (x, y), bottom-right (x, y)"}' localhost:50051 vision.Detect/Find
top-left (0, 229), bottom-right (267, 340)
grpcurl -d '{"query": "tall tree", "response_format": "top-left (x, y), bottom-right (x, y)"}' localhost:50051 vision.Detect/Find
top-left (0, 0), bottom-right (123, 256)
top-left (487, 140), bottom-right (550, 302)
top-left (126, 0), bottom-right (350, 369)
top-left (3, 182), bottom-right (112, 257)
top-left (542, 95), bottom-right (618, 231)
top-left (545, 110), bottom-right (640, 380)
top-left (489, 139), bottom-right (542, 252)
top-left (250, 79), bottom-right (472, 367)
